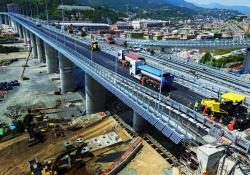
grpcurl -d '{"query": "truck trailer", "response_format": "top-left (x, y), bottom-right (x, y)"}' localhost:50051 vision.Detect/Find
top-left (106, 36), bottom-right (115, 44)
top-left (129, 61), bottom-right (174, 89)
top-left (118, 50), bottom-right (145, 66)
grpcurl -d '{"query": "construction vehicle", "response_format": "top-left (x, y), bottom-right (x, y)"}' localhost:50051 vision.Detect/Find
top-left (118, 49), bottom-right (145, 66)
top-left (28, 141), bottom-right (92, 175)
top-left (106, 36), bottom-right (115, 44)
top-left (89, 41), bottom-right (100, 51)
top-left (201, 92), bottom-right (250, 130)
top-left (66, 24), bottom-right (73, 34)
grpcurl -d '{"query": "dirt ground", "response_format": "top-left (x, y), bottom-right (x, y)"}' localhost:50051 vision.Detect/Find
top-left (118, 141), bottom-right (172, 175)
top-left (0, 116), bottom-right (131, 175)
top-left (0, 51), bottom-right (29, 60)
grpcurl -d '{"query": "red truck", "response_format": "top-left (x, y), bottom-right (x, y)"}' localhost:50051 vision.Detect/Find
top-left (106, 36), bottom-right (115, 44)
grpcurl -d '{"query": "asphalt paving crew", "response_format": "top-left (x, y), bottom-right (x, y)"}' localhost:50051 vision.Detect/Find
top-left (194, 101), bottom-right (199, 111)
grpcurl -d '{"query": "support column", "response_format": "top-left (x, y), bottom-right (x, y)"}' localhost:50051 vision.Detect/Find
top-left (36, 36), bottom-right (45, 62)
top-left (23, 28), bottom-right (27, 44)
top-left (85, 74), bottom-right (106, 114)
top-left (59, 53), bottom-right (76, 93)
top-left (44, 42), bottom-right (57, 73)
top-left (133, 111), bottom-right (148, 132)
top-left (243, 48), bottom-right (250, 74)
top-left (0, 15), bottom-right (3, 24)
top-left (5, 16), bottom-right (7, 24)
top-left (19, 25), bottom-right (24, 38)
top-left (17, 25), bottom-right (21, 37)
top-left (30, 33), bottom-right (37, 58)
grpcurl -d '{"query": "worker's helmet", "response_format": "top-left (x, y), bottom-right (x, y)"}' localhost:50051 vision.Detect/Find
top-left (48, 160), bottom-right (52, 165)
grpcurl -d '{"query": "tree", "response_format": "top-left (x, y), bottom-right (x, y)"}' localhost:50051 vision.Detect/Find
top-left (200, 51), bottom-right (212, 64)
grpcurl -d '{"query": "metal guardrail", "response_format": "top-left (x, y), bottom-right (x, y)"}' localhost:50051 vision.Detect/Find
top-left (115, 38), bottom-right (250, 49)
top-left (154, 53), bottom-right (250, 88)
top-left (115, 38), bottom-right (250, 80)
top-left (7, 13), bottom-right (250, 153)
top-left (15, 13), bottom-right (250, 103)
top-left (99, 44), bottom-right (250, 105)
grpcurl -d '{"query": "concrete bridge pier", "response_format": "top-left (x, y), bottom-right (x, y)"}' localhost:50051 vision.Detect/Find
top-left (17, 24), bottom-right (22, 37)
top-left (85, 74), bottom-right (106, 114)
top-left (18, 24), bottom-right (24, 38)
top-left (36, 36), bottom-right (45, 63)
top-left (26, 30), bottom-right (31, 48)
top-left (5, 16), bottom-right (9, 25)
top-left (243, 48), bottom-right (250, 73)
top-left (0, 15), bottom-right (3, 24)
top-left (59, 53), bottom-right (76, 93)
top-left (133, 111), bottom-right (148, 132)
top-left (23, 28), bottom-right (27, 44)
top-left (44, 42), bottom-right (58, 73)
top-left (30, 33), bottom-right (37, 58)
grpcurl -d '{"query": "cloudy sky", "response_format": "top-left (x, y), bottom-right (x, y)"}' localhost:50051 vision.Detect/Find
top-left (186, 0), bottom-right (250, 6)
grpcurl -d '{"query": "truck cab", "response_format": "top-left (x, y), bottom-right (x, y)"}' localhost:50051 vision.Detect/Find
top-left (129, 60), bottom-right (145, 76)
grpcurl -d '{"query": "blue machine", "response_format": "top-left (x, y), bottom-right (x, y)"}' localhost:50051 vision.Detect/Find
top-left (138, 65), bottom-right (174, 87)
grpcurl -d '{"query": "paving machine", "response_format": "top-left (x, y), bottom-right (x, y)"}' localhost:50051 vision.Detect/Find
top-left (201, 92), bottom-right (250, 130)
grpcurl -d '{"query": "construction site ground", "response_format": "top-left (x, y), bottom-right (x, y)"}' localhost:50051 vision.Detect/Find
top-left (118, 140), bottom-right (172, 175)
top-left (0, 44), bottom-right (86, 124)
top-left (0, 115), bottom-right (129, 175)
top-left (0, 42), bottom-right (172, 175)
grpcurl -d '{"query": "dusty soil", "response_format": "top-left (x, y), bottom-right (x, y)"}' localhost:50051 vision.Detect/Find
top-left (0, 116), bottom-right (131, 175)
top-left (118, 141), bottom-right (172, 175)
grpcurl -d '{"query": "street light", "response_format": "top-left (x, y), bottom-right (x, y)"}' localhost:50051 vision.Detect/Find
top-left (46, 0), bottom-right (49, 23)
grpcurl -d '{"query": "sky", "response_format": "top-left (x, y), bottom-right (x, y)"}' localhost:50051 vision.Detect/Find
top-left (186, 0), bottom-right (250, 7)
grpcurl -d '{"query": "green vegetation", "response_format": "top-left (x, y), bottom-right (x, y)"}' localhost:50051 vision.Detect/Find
top-left (200, 51), bottom-right (212, 64)
top-left (0, 0), bottom-right (240, 21)
top-left (207, 48), bottom-right (238, 55)
top-left (246, 33), bottom-right (250, 39)
top-left (0, 0), bottom-right (126, 23)
top-left (200, 51), bottom-right (244, 68)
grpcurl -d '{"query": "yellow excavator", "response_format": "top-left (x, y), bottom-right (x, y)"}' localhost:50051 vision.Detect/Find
top-left (201, 92), bottom-right (250, 130)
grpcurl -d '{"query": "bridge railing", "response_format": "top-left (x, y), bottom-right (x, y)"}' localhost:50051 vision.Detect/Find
top-left (115, 38), bottom-right (250, 85)
top-left (9, 13), bottom-right (250, 153)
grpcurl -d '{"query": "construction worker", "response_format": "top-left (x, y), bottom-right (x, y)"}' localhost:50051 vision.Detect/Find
top-left (227, 119), bottom-right (236, 131)
top-left (187, 102), bottom-right (192, 109)
top-left (202, 170), bottom-right (208, 175)
top-left (209, 114), bottom-right (215, 122)
top-left (141, 77), bottom-right (145, 86)
top-left (194, 101), bottom-right (199, 111)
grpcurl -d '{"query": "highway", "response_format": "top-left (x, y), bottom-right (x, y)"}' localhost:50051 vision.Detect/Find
top-left (6, 13), bottom-right (250, 153)
top-left (115, 38), bottom-right (250, 49)
top-left (15, 16), bottom-right (205, 107)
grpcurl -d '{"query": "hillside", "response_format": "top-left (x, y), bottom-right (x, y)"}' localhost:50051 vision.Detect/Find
top-left (0, 0), bottom-right (126, 23)
top-left (0, 0), bottom-right (241, 21)
top-left (195, 3), bottom-right (250, 15)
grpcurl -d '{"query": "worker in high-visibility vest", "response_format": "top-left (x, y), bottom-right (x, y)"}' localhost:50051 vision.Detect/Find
top-left (194, 101), bottom-right (199, 111)
top-left (187, 102), bottom-right (192, 109)
top-left (203, 106), bottom-right (208, 115)
top-left (141, 77), bottom-right (145, 86)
